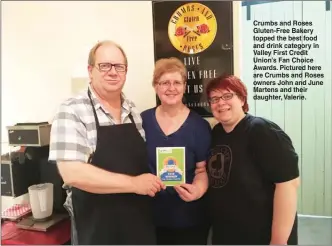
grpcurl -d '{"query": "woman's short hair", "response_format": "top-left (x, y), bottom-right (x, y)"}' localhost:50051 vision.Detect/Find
top-left (152, 57), bottom-right (187, 86)
top-left (206, 74), bottom-right (249, 112)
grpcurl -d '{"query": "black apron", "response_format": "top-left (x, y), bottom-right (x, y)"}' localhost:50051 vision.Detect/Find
top-left (71, 89), bottom-right (156, 245)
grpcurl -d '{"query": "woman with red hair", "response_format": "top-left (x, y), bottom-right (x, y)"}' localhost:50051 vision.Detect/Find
top-left (205, 75), bottom-right (300, 245)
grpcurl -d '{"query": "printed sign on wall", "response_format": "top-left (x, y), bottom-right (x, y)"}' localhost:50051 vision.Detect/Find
top-left (152, 1), bottom-right (234, 117)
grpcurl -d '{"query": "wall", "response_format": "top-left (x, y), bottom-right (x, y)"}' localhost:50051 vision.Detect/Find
top-left (1, 1), bottom-right (241, 211)
top-left (1, 1), bottom-right (156, 142)
top-left (241, 1), bottom-right (332, 216)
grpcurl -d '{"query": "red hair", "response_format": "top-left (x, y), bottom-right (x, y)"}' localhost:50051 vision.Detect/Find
top-left (206, 74), bottom-right (249, 112)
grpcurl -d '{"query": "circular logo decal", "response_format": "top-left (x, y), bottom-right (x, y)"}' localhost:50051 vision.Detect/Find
top-left (168, 2), bottom-right (217, 55)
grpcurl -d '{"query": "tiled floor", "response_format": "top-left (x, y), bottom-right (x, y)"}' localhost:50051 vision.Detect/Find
top-left (298, 216), bottom-right (332, 245)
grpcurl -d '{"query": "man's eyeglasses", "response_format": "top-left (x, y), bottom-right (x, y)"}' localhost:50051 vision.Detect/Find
top-left (158, 80), bottom-right (184, 89)
top-left (96, 63), bottom-right (127, 73)
top-left (208, 93), bottom-right (235, 104)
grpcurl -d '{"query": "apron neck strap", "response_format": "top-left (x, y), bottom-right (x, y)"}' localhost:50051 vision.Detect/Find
top-left (87, 87), bottom-right (136, 126)
top-left (87, 88), bottom-right (101, 129)
top-left (128, 113), bottom-right (135, 124)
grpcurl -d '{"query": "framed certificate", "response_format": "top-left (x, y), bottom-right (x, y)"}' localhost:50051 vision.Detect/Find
top-left (156, 147), bottom-right (186, 186)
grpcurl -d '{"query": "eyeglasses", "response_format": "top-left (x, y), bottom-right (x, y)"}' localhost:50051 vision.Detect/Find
top-left (208, 93), bottom-right (235, 104)
top-left (96, 63), bottom-right (127, 73)
top-left (158, 80), bottom-right (184, 89)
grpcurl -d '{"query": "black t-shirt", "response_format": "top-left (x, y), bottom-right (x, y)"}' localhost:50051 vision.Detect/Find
top-left (207, 113), bottom-right (299, 245)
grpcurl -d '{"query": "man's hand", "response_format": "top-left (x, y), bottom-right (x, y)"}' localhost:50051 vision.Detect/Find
top-left (132, 173), bottom-right (166, 197)
top-left (174, 183), bottom-right (201, 202)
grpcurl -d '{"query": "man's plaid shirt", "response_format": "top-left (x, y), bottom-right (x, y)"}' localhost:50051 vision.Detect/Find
top-left (49, 85), bottom-right (145, 163)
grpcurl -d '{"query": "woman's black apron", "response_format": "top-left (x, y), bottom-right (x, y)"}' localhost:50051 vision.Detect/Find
top-left (71, 89), bottom-right (155, 244)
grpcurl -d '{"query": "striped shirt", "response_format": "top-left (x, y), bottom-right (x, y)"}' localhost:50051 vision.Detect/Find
top-left (49, 85), bottom-right (145, 163)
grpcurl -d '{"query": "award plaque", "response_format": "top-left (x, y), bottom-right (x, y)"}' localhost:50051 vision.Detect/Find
top-left (156, 147), bottom-right (186, 186)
